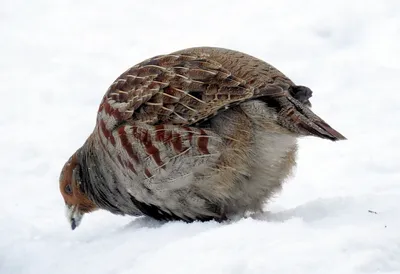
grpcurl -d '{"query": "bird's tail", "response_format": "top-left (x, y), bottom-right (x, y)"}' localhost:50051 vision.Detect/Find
top-left (246, 83), bottom-right (346, 141)
top-left (280, 95), bottom-right (346, 141)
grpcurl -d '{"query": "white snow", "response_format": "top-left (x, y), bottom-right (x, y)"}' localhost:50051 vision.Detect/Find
top-left (1, 0), bottom-right (400, 273)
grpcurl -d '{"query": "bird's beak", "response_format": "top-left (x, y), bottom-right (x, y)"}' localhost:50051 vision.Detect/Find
top-left (66, 205), bottom-right (83, 230)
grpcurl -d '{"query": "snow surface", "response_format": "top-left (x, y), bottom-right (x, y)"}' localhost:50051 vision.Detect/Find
top-left (1, 0), bottom-right (400, 273)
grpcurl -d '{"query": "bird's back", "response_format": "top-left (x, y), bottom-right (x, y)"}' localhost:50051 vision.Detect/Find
top-left (172, 47), bottom-right (295, 90)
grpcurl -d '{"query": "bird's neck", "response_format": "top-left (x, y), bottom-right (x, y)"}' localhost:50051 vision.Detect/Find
top-left (76, 136), bottom-right (125, 215)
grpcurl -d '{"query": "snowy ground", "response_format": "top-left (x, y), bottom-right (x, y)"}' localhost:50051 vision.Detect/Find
top-left (1, 0), bottom-right (400, 273)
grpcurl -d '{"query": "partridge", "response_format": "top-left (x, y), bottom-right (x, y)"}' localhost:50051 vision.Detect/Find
top-left (59, 47), bottom-right (345, 230)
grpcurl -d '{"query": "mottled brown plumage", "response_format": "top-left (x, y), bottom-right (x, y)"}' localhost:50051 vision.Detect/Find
top-left (59, 47), bottom-right (345, 229)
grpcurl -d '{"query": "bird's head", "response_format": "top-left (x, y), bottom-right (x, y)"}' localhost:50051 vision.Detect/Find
top-left (59, 152), bottom-right (97, 230)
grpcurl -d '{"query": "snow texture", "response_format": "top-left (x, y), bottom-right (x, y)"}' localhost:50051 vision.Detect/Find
top-left (1, 0), bottom-right (400, 273)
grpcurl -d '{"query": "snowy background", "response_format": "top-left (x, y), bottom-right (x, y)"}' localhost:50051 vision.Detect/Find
top-left (1, 0), bottom-right (400, 273)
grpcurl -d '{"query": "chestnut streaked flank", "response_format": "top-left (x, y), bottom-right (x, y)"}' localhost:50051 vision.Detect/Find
top-left (59, 47), bottom-right (346, 230)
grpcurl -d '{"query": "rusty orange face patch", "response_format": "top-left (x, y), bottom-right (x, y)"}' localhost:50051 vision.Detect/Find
top-left (59, 152), bottom-right (97, 214)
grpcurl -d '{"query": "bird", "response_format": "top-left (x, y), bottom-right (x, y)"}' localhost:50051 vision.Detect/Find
top-left (59, 47), bottom-right (346, 230)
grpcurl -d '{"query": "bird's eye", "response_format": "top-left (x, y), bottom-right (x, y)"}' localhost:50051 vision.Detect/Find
top-left (65, 184), bottom-right (73, 195)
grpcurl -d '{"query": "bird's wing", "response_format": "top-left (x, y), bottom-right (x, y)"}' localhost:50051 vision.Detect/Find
top-left (97, 47), bottom-right (345, 141)
top-left (97, 52), bottom-right (282, 130)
